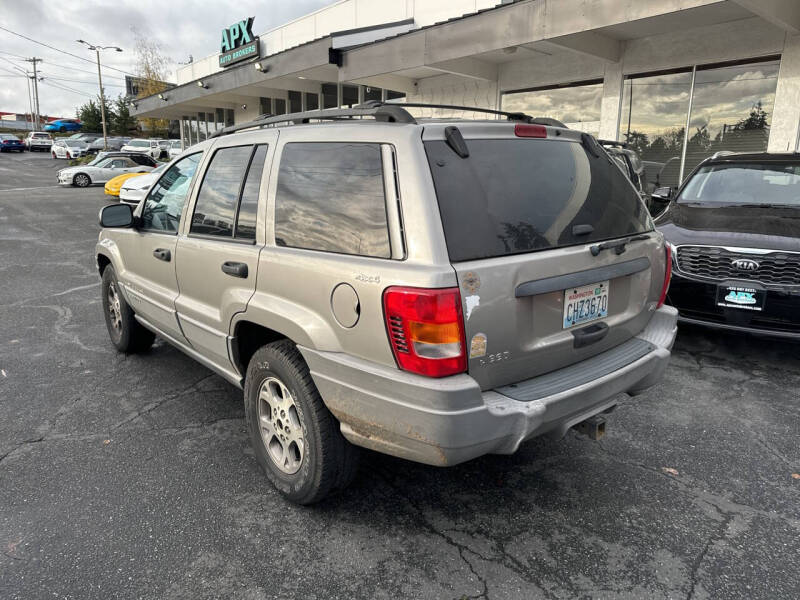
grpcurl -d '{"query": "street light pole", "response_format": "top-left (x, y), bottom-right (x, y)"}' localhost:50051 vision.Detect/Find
top-left (77, 40), bottom-right (123, 151)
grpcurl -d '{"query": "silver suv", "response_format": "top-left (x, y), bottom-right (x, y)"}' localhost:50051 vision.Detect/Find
top-left (96, 102), bottom-right (678, 503)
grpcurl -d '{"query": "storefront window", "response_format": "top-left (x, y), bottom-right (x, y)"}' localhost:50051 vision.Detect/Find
top-left (502, 81), bottom-right (603, 136)
top-left (260, 97), bottom-right (271, 115)
top-left (620, 58), bottom-right (779, 192)
top-left (274, 98), bottom-right (286, 114)
top-left (364, 86), bottom-right (381, 102)
top-left (322, 83), bottom-right (337, 109)
top-left (386, 90), bottom-right (405, 101)
top-left (305, 92), bottom-right (319, 110)
top-left (683, 59), bottom-right (779, 178)
top-left (342, 84), bottom-right (358, 107)
top-left (288, 91), bottom-right (302, 113)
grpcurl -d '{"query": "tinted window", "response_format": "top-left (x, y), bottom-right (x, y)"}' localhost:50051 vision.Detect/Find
top-left (190, 146), bottom-right (253, 237)
top-left (425, 138), bottom-right (652, 262)
top-left (678, 162), bottom-right (800, 207)
top-left (235, 145), bottom-right (268, 240)
top-left (275, 143), bottom-right (390, 258)
top-left (141, 153), bottom-right (202, 233)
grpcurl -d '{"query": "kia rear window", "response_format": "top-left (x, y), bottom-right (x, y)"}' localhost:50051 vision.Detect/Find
top-left (424, 138), bottom-right (652, 262)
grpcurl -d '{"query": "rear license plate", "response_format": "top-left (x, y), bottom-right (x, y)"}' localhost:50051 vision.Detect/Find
top-left (563, 280), bottom-right (609, 328)
top-left (716, 284), bottom-right (765, 311)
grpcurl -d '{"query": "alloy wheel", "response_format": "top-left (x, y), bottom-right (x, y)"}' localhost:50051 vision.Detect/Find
top-left (107, 281), bottom-right (122, 333)
top-left (257, 376), bottom-right (305, 474)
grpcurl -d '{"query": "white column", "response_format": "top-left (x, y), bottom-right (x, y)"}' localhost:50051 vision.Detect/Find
top-left (598, 60), bottom-right (623, 140)
top-left (768, 33), bottom-right (800, 152)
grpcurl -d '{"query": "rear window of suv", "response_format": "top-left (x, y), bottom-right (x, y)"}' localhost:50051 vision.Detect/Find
top-left (424, 138), bottom-right (652, 262)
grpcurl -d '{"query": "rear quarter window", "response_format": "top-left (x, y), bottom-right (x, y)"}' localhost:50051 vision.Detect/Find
top-left (424, 138), bottom-right (652, 262)
top-left (274, 142), bottom-right (391, 258)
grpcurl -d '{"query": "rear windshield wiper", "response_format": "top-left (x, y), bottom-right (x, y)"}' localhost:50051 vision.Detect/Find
top-left (591, 233), bottom-right (650, 256)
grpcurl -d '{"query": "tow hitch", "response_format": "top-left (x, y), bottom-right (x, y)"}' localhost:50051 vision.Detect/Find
top-left (572, 415), bottom-right (606, 440)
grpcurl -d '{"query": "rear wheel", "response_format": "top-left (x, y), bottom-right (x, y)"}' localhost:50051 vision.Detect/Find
top-left (73, 173), bottom-right (90, 187)
top-left (101, 266), bottom-right (155, 353)
top-left (244, 340), bottom-right (359, 504)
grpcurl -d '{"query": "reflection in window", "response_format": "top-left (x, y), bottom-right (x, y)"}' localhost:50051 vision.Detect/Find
top-left (141, 153), bottom-right (202, 233)
top-left (502, 81), bottom-right (603, 135)
top-left (364, 86), bottom-right (382, 102)
top-left (275, 143), bottom-right (390, 258)
top-left (620, 59), bottom-right (780, 192)
top-left (191, 146), bottom-right (253, 237)
top-left (683, 60), bottom-right (779, 178)
top-left (236, 145), bottom-right (268, 240)
top-left (620, 70), bottom-right (693, 191)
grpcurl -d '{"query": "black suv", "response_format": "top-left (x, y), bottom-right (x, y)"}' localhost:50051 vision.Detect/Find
top-left (656, 152), bottom-right (800, 339)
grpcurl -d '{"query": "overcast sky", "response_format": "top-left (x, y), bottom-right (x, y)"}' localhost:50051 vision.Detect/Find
top-left (0, 0), bottom-right (332, 118)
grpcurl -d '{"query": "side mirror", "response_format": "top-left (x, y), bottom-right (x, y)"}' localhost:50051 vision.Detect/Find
top-left (651, 186), bottom-right (673, 201)
top-left (99, 203), bottom-right (134, 228)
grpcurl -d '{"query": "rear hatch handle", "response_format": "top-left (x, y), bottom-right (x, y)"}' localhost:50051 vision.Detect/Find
top-left (590, 233), bottom-right (651, 257)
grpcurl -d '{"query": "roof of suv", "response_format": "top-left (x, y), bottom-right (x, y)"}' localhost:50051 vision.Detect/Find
top-left (703, 152), bottom-right (800, 165)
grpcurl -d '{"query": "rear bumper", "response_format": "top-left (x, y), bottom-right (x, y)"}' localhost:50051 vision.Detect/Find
top-left (300, 305), bottom-right (677, 466)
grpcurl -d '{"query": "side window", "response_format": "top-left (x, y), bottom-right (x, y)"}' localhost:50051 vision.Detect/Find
top-left (190, 146), bottom-right (253, 237)
top-left (111, 159), bottom-right (125, 168)
top-left (141, 153), bottom-right (202, 233)
top-left (235, 145), bottom-right (268, 240)
top-left (274, 142), bottom-right (390, 258)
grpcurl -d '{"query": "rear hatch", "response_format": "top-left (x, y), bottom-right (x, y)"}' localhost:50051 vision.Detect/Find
top-left (423, 123), bottom-right (667, 390)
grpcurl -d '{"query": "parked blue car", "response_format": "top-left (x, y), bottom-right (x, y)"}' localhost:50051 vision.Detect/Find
top-left (0, 134), bottom-right (24, 152)
top-left (44, 119), bottom-right (82, 133)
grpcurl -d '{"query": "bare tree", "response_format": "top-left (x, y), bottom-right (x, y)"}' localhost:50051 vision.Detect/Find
top-left (132, 27), bottom-right (171, 137)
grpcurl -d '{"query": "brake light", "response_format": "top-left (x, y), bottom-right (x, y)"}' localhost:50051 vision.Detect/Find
top-left (657, 245), bottom-right (672, 308)
top-left (383, 286), bottom-right (467, 378)
top-left (514, 123), bottom-right (547, 138)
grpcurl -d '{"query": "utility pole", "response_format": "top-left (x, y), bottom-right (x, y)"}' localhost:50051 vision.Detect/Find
top-left (77, 40), bottom-right (122, 151)
top-left (25, 57), bottom-right (42, 130)
top-left (24, 75), bottom-right (34, 131)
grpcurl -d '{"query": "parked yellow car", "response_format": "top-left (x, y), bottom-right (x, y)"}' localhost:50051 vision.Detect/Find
top-left (104, 172), bottom-right (147, 197)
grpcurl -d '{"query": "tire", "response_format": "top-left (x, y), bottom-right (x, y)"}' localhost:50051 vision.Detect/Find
top-left (52, 152), bottom-right (56, 159)
top-left (244, 340), bottom-right (360, 504)
top-left (101, 266), bottom-right (155, 353)
top-left (73, 173), bottom-right (91, 187)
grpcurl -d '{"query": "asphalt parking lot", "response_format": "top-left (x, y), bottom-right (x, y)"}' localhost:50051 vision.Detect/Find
top-left (1, 150), bottom-right (799, 600)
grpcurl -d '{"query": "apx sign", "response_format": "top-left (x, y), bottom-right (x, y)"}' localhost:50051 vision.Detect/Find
top-left (219, 17), bottom-right (260, 68)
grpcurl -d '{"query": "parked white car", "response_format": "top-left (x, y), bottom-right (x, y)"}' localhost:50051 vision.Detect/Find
top-left (57, 154), bottom-right (155, 187)
top-left (118, 162), bottom-right (168, 205)
top-left (24, 131), bottom-right (53, 151)
top-left (121, 138), bottom-right (166, 160)
top-left (168, 140), bottom-right (183, 158)
top-left (51, 139), bottom-right (89, 159)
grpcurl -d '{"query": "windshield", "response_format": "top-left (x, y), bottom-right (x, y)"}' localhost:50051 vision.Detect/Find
top-left (64, 140), bottom-right (83, 147)
top-left (425, 137), bottom-right (652, 262)
top-left (128, 140), bottom-right (148, 147)
top-left (678, 162), bottom-right (800, 207)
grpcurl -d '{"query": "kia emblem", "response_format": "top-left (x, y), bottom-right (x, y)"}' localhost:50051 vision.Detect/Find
top-left (731, 258), bottom-right (759, 271)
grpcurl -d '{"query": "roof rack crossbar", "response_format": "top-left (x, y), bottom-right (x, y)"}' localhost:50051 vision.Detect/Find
top-left (209, 100), bottom-right (548, 138)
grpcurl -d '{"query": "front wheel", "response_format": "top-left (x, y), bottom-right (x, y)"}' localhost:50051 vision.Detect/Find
top-left (101, 266), bottom-right (155, 353)
top-left (244, 340), bottom-right (360, 504)
top-left (73, 173), bottom-right (90, 187)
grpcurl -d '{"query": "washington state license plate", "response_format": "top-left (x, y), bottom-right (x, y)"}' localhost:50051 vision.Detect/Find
top-left (563, 281), bottom-right (609, 328)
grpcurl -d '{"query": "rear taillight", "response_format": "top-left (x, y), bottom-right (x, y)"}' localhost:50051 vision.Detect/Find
top-left (383, 286), bottom-right (467, 378)
top-left (514, 123), bottom-right (547, 138)
top-left (657, 245), bottom-right (672, 308)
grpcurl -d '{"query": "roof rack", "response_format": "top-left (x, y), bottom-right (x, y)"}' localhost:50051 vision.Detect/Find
top-left (209, 100), bottom-right (543, 138)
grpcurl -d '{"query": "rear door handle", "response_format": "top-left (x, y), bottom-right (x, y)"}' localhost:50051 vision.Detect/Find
top-left (221, 261), bottom-right (248, 278)
top-left (153, 248), bottom-right (171, 262)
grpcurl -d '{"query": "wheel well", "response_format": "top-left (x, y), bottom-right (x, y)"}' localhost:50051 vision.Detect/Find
top-left (232, 321), bottom-right (286, 375)
top-left (97, 254), bottom-right (111, 275)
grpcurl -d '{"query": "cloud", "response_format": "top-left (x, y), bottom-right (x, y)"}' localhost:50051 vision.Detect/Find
top-left (0, 0), bottom-right (331, 117)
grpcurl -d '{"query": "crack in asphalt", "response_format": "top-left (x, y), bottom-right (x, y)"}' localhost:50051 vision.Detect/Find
top-left (372, 464), bottom-right (562, 600)
top-left (686, 510), bottom-right (734, 600)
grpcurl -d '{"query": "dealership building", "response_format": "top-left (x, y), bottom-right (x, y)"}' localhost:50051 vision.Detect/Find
top-left (132, 0), bottom-right (800, 190)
